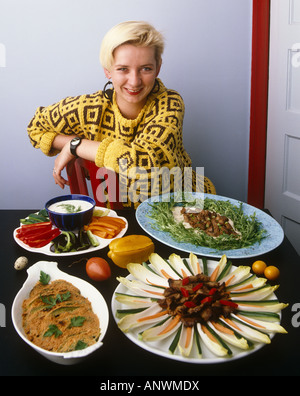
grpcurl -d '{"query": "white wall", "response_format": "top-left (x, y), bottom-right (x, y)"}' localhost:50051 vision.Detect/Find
top-left (0, 0), bottom-right (252, 209)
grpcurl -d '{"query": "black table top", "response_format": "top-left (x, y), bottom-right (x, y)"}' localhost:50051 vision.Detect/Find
top-left (1, 209), bottom-right (300, 381)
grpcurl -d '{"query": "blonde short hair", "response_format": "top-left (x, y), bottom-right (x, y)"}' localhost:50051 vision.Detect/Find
top-left (100, 21), bottom-right (165, 70)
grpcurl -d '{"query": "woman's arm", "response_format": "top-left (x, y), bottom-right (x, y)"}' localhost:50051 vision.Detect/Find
top-left (53, 138), bottom-right (100, 188)
top-left (27, 91), bottom-right (104, 156)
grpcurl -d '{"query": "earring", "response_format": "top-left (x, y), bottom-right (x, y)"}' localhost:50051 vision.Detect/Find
top-left (103, 80), bottom-right (114, 101)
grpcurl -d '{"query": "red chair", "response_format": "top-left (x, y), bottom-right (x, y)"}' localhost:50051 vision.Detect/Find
top-left (66, 158), bottom-right (124, 210)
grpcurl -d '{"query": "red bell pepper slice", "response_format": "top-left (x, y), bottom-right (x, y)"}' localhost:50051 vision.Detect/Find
top-left (23, 228), bottom-right (61, 248)
top-left (16, 222), bottom-right (52, 237)
top-left (192, 283), bottom-right (203, 292)
top-left (201, 296), bottom-right (212, 304)
top-left (21, 227), bottom-right (58, 242)
top-left (219, 300), bottom-right (238, 308)
top-left (209, 287), bottom-right (217, 295)
top-left (184, 301), bottom-right (196, 308)
top-left (182, 277), bottom-right (189, 286)
top-left (180, 287), bottom-right (189, 297)
top-left (17, 226), bottom-right (53, 239)
top-left (17, 221), bottom-right (52, 231)
top-left (19, 221), bottom-right (52, 228)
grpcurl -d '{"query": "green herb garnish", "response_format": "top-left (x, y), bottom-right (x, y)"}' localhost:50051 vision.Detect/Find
top-left (57, 203), bottom-right (82, 213)
top-left (148, 195), bottom-right (268, 251)
top-left (40, 291), bottom-right (71, 309)
top-left (69, 316), bottom-right (86, 328)
top-left (43, 324), bottom-right (62, 338)
top-left (75, 340), bottom-right (88, 350)
top-left (39, 271), bottom-right (50, 285)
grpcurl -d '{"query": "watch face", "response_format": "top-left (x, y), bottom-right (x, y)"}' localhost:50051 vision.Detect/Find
top-left (70, 137), bottom-right (82, 156)
top-left (72, 137), bottom-right (81, 146)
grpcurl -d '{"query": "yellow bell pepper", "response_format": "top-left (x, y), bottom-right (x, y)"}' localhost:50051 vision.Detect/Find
top-left (107, 235), bottom-right (155, 268)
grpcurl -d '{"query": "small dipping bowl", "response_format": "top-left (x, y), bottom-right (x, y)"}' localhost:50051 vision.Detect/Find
top-left (45, 194), bottom-right (96, 231)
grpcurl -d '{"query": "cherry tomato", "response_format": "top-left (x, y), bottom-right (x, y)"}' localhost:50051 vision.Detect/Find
top-left (252, 260), bottom-right (267, 275)
top-left (86, 257), bottom-right (111, 281)
top-left (264, 265), bottom-right (280, 281)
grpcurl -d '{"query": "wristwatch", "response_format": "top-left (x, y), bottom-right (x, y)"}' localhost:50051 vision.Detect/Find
top-left (70, 137), bottom-right (82, 157)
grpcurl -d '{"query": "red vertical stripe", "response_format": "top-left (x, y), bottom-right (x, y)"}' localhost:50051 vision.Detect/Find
top-left (247, 0), bottom-right (270, 208)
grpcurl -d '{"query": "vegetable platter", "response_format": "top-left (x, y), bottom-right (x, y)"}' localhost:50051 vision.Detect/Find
top-left (13, 207), bottom-right (128, 257)
top-left (111, 252), bottom-right (288, 364)
top-left (136, 192), bottom-right (284, 259)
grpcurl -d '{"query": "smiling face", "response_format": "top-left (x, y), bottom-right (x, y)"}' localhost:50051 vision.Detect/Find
top-left (104, 44), bottom-right (161, 119)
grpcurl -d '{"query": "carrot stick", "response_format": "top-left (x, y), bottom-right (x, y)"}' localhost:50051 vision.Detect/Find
top-left (137, 310), bottom-right (168, 322)
top-left (236, 314), bottom-right (265, 329)
top-left (158, 315), bottom-right (181, 335)
top-left (225, 275), bottom-right (235, 286)
top-left (201, 325), bottom-right (217, 342)
top-left (211, 321), bottom-right (234, 335)
top-left (146, 278), bottom-right (167, 288)
top-left (142, 289), bottom-right (164, 296)
top-left (181, 269), bottom-right (189, 278)
top-left (233, 284), bottom-right (254, 291)
top-left (101, 216), bottom-right (126, 223)
top-left (210, 266), bottom-right (219, 281)
top-left (95, 216), bottom-right (126, 226)
top-left (92, 221), bottom-right (121, 231)
top-left (222, 317), bottom-right (241, 331)
top-left (87, 224), bottom-right (113, 231)
top-left (185, 326), bottom-right (193, 348)
top-left (161, 269), bottom-right (175, 279)
top-left (91, 230), bottom-right (109, 238)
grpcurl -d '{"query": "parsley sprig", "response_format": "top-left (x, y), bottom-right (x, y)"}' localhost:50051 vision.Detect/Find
top-left (69, 316), bottom-right (86, 328)
top-left (44, 324), bottom-right (62, 338)
top-left (40, 291), bottom-right (71, 309)
top-left (39, 271), bottom-right (50, 285)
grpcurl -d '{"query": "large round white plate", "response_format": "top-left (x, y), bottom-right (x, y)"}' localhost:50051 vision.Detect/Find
top-left (111, 259), bottom-right (279, 364)
top-left (13, 208), bottom-right (128, 257)
top-left (136, 193), bottom-right (284, 259)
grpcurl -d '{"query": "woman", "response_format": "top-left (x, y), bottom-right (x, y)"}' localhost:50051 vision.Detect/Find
top-left (27, 21), bottom-right (215, 208)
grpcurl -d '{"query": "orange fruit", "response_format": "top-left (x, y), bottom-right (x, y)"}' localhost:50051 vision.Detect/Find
top-left (252, 260), bottom-right (267, 275)
top-left (264, 265), bottom-right (280, 281)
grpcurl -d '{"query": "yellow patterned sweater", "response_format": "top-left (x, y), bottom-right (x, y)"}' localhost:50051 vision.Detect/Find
top-left (28, 79), bottom-right (215, 207)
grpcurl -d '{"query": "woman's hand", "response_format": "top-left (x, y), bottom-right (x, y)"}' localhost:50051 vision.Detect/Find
top-left (53, 142), bottom-right (75, 188)
top-left (52, 136), bottom-right (100, 188)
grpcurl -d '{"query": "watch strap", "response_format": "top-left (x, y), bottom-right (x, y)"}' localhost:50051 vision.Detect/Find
top-left (70, 137), bottom-right (82, 157)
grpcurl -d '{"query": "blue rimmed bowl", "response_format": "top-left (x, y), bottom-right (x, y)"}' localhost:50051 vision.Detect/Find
top-left (45, 194), bottom-right (96, 231)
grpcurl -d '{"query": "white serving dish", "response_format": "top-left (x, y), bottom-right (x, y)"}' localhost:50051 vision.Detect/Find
top-left (11, 261), bottom-right (109, 365)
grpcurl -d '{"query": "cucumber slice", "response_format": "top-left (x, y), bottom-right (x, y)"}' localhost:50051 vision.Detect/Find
top-left (169, 324), bottom-right (182, 354)
top-left (86, 230), bottom-right (100, 247)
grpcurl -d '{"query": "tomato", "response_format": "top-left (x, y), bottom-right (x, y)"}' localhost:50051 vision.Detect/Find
top-left (264, 265), bottom-right (280, 281)
top-left (86, 257), bottom-right (111, 281)
top-left (252, 260), bottom-right (267, 275)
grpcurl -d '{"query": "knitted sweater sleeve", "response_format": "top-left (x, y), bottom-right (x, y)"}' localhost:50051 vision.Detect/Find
top-left (95, 90), bottom-right (190, 173)
top-left (27, 93), bottom-right (104, 156)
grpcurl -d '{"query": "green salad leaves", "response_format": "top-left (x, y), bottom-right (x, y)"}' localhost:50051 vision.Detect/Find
top-left (147, 196), bottom-right (268, 251)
